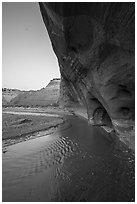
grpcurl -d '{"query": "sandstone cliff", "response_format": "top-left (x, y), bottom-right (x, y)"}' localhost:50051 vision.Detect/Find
top-left (3, 79), bottom-right (60, 107)
top-left (2, 88), bottom-right (22, 106)
top-left (39, 3), bottom-right (135, 149)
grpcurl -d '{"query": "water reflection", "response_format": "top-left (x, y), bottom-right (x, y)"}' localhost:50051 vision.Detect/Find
top-left (2, 116), bottom-right (135, 202)
top-left (3, 111), bottom-right (60, 117)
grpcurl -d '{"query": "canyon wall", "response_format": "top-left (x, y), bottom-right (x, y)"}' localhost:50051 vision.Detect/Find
top-left (39, 3), bottom-right (135, 149)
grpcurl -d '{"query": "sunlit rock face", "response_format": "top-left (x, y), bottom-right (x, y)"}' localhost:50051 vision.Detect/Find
top-left (39, 3), bottom-right (135, 149)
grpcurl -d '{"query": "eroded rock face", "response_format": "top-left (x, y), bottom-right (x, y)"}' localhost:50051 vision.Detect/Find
top-left (39, 3), bottom-right (135, 149)
top-left (8, 79), bottom-right (60, 107)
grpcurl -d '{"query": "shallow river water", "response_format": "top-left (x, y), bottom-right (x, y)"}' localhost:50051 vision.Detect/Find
top-left (2, 115), bottom-right (135, 202)
top-left (3, 111), bottom-right (60, 117)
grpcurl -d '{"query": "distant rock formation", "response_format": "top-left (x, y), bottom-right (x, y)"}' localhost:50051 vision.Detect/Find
top-left (2, 96), bottom-right (8, 106)
top-left (39, 3), bottom-right (135, 149)
top-left (2, 78), bottom-right (60, 107)
top-left (2, 88), bottom-right (22, 106)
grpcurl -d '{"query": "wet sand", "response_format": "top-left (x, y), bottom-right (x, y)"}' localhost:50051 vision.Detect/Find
top-left (2, 115), bottom-right (135, 202)
top-left (2, 110), bottom-right (65, 143)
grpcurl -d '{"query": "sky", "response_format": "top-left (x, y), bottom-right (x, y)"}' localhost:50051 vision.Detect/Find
top-left (2, 2), bottom-right (60, 91)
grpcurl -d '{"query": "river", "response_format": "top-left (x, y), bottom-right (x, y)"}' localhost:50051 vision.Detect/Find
top-left (3, 111), bottom-right (61, 117)
top-left (2, 115), bottom-right (135, 202)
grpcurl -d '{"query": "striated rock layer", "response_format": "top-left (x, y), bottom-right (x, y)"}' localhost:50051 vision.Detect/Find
top-left (4, 79), bottom-right (60, 107)
top-left (39, 3), bottom-right (135, 149)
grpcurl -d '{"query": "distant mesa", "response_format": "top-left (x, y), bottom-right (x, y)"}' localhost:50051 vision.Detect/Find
top-left (2, 78), bottom-right (61, 108)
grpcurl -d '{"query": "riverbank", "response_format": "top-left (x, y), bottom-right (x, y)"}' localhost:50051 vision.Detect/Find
top-left (2, 107), bottom-right (70, 148)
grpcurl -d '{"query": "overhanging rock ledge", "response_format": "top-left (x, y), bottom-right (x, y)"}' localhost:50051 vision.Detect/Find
top-left (39, 2), bottom-right (135, 150)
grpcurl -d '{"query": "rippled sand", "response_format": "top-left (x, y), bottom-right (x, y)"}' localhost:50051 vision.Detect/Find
top-left (2, 115), bottom-right (135, 202)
